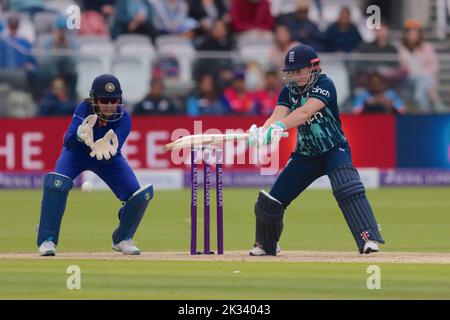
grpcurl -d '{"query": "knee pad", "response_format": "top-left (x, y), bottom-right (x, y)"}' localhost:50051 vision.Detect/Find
top-left (330, 166), bottom-right (365, 202)
top-left (254, 190), bottom-right (284, 255)
top-left (113, 184), bottom-right (153, 244)
top-left (37, 172), bottom-right (73, 246)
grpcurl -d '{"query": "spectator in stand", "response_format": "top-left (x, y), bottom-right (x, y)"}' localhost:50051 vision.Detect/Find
top-left (150, 0), bottom-right (196, 35)
top-left (282, 0), bottom-right (325, 52)
top-left (0, 16), bottom-right (38, 99)
top-left (187, 73), bottom-right (230, 116)
top-left (230, 0), bottom-right (274, 33)
top-left (40, 15), bottom-right (78, 99)
top-left (358, 21), bottom-right (397, 56)
top-left (216, 66), bottom-right (235, 92)
top-left (82, 0), bottom-right (116, 29)
top-left (0, 16), bottom-right (37, 70)
top-left (324, 6), bottom-right (362, 53)
top-left (79, 11), bottom-right (111, 37)
top-left (194, 20), bottom-right (233, 80)
top-left (7, 0), bottom-right (45, 17)
top-left (196, 20), bottom-right (232, 51)
top-left (356, 21), bottom-right (405, 85)
top-left (353, 71), bottom-right (405, 115)
top-left (82, 0), bottom-right (115, 17)
top-left (188, 0), bottom-right (229, 35)
top-left (269, 24), bottom-right (300, 66)
top-left (38, 77), bottom-right (76, 116)
top-left (398, 19), bottom-right (444, 113)
top-left (255, 69), bottom-right (282, 116)
top-left (223, 68), bottom-right (258, 115)
top-left (134, 79), bottom-right (177, 115)
top-left (111, 0), bottom-right (156, 41)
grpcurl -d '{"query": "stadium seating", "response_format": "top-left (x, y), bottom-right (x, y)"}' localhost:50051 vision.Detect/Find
top-left (33, 11), bottom-right (58, 35)
top-left (320, 56), bottom-right (351, 108)
top-left (236, 31), bottom-right (274, 50)
top-left (0, 12), bottom-right (36, 43)
top-left (79, 40), bottom-right (114, 71)
top-left (115, 34), bottom-right (152, 47)
top-left (78, 35), bottom-right (111, 46)
top-left (45, 0), bottom-right (78, 14)
top-left (111, 56), bottom-right (151, 106)
top-left (156, 35), bottom-right (195, 91)
top-left (76, 56), bottom-right (110, 99)
top-left (239, 44), bottom-right (272, 69)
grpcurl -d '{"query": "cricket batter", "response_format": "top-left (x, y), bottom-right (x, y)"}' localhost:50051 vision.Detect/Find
top-left (249, 45), bottom-right (385, 256)
top-left (37, 74), bottom-right (153, 256)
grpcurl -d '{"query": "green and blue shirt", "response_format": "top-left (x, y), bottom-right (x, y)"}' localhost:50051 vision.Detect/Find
top-left (277, 74), bottom-right (347, 157)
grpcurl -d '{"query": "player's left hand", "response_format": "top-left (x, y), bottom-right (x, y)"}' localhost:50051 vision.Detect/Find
top-left (260, 121), bottom-right (288, 145)
top-left (89, 129), bottom-right (119, 160)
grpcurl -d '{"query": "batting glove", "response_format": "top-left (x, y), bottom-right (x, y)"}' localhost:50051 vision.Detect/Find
top-left (263, 121), bottom-right (288, 145)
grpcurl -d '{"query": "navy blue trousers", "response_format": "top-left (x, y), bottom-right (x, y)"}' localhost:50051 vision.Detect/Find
top-left (270, 143), bottom-right (352, 208)
top-left (55, 149), bottom-right (140, 202)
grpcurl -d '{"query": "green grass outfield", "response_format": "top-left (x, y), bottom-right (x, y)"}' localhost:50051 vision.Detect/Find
top-left (1, 187), bottom-right (450, 299)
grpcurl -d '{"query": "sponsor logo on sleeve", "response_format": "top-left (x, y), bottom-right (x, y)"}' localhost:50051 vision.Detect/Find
top-left (312, 86), bottom-right (330, 98)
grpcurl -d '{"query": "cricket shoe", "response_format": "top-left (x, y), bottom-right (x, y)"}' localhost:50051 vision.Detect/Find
top-left (39, 240), bottom-right (56, 256)
top-left (112, 238), bottom-right (141, 255)
top-left (363, 241), bottom-right (379, 254)
top-left (249, 243), bottom-right (281, 256)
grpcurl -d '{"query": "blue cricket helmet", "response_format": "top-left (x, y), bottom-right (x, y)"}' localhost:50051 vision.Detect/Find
top-left (90, 74), bottom-right (122, 99)
top-left (89, 74), bottom-right (124, 122)
top-left (283, 44), bottom-right (321, 95)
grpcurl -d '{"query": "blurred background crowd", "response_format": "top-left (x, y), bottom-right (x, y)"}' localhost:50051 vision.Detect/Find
top-left (1, 0), bottom-right (450, 117)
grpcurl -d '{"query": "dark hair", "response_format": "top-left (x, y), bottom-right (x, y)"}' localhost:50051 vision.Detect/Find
top-left (266, 69), bottom-right (278, 77)
top-left (402, 27), bottom-right (424, 52)
top-left (150, 78), bottom-right (164, 87)
top-left (275, 23), bottom-right (290, 32)
top-left (368, 71), bottom-right (384, 81)
top-left (197, 73), bottom-right (219, 99)
top-left (379, 19), bottom-right (389, 27)
top-left (339, 6), bottom-right (351, 16)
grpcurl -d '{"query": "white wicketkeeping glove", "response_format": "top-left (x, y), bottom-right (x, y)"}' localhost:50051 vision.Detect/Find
top-left (89, 129), bottom-right (119, 160)
top-left (77, 114), bottom-right (97, 147)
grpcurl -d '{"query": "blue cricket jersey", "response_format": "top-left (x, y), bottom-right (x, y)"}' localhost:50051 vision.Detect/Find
top-left (63, 101), bottom-right (131, 154)
top-left (277, 74), bottom-right (347, 157)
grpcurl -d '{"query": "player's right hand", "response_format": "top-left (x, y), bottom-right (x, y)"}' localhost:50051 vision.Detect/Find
top-left (77, 114), bottom-right (97, 147)
top-left (89, 129), bottom-right (119, 161)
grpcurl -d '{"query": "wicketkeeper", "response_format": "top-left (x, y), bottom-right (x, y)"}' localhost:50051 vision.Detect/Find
top-left (248, 45), bottom-right (385, 256)
top-left (37, 74), bottom-right (153, 256)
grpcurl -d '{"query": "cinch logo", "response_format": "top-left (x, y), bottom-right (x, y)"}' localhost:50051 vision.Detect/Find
top-left (289, 51), bottom-right (295, 63)
top-left (312, 86), bottom-right (330, 98)
top-left (306, 111), bottom-right (324, 125)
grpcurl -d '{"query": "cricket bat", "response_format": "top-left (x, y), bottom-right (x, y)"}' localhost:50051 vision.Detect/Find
top-left (164, 132), bottom-right (289, 151)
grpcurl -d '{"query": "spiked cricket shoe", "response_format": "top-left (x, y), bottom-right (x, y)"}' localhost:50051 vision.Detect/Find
top-left (112, 238), bottom-right (141, 255)
top-left (249, 243), bottom-right (281, 256)
top-left (39, 240), bottom-right (56, 256)
top-left (363, 240), bottom-right (379, 254)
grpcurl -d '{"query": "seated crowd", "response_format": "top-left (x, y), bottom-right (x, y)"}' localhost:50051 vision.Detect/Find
top-left (0, 0), bottom-right (446, 117)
